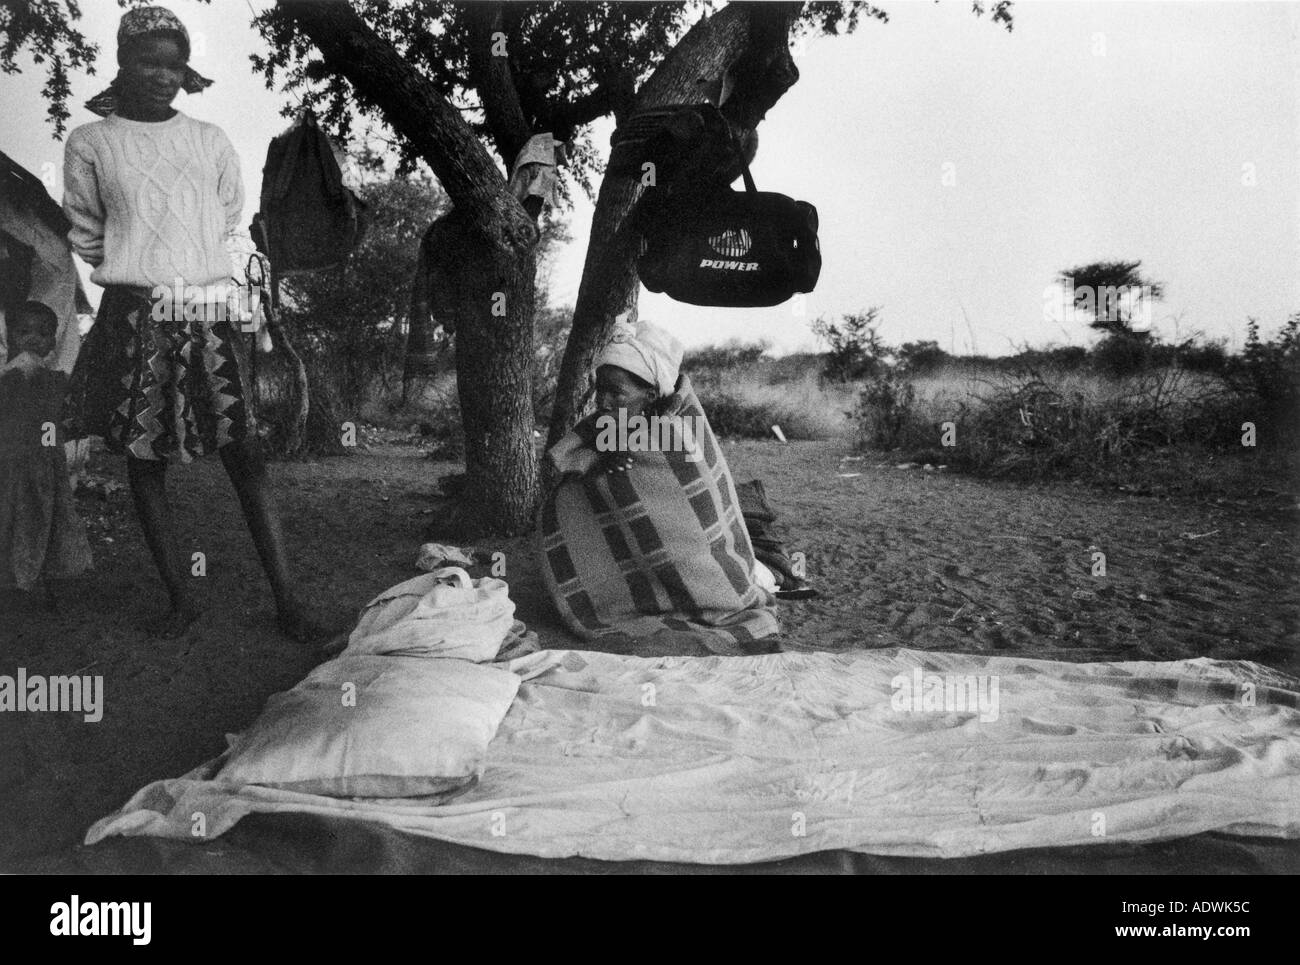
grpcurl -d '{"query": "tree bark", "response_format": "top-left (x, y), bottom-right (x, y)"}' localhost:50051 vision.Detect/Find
top-left (417, 209), bottom-right (539, 537)
top-left (467, 3), bottom-right (533, 169)
top-left (546, 1), bottom-right (803, 452)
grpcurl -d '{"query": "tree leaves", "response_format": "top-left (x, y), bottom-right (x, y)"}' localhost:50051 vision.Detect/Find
top-left (1, 0), bottom-right (101, 136)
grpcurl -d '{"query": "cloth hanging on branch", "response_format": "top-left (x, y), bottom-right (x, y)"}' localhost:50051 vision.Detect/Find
top-left (508, 133), bottom-right (561, 208)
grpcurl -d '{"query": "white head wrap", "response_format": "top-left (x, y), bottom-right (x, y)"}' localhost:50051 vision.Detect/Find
top-left (594, 315), bottom-right (684, 398)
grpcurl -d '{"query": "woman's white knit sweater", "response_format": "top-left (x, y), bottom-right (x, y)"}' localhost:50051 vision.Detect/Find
top-left (63, 111), bottom-right (244, 291)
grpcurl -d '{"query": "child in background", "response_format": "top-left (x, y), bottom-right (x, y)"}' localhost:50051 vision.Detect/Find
top-left (0, 301), bottom-right (92, 604)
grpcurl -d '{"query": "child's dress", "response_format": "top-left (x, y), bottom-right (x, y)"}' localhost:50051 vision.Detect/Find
top-left (0, 362), bottom-right (93, 590)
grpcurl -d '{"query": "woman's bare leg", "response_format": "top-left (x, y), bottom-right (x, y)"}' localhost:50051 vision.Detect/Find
top-left (126, 455), bottom-right (202, 638)
top-left (218, 438), bottom-right (330, 643)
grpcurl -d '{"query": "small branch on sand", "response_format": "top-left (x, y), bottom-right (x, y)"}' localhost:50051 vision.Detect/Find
top-left (929, 572), bottom-right (1002, 615)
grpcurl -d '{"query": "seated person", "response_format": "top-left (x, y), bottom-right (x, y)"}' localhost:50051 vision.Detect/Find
top-left (537, 316), bottom-right (779, 655)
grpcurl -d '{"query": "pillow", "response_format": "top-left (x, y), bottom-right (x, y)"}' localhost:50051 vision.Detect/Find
top-left (217, 655), bottom-right (520, 798)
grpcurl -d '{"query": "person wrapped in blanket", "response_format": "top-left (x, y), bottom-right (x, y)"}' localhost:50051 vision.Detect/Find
top-left (537, 316), bottom-right (805, 656)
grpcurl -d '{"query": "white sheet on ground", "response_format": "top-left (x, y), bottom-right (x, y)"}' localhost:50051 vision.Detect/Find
top-left (85, 649), bottom-right (1300, 863)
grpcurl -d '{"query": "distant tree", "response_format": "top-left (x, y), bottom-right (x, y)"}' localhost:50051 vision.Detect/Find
top-left (812, 307), bottom-right (888, 381)
top-left (897, 339), bottom-right (947, 374)
top-left (1058, 260), bottom-right (1164, 338)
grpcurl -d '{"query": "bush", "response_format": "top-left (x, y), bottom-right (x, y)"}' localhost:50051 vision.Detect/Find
top-left (683, 341), bottom-right (769, 374)
top-left (839, 313), bottom-right (1298, 494)
top-left (685, 354), bottom-right (851, 441)
top-left (697, 389), bottom-right (781, 439)
top-left (1223, 315), bottom-right (1300, 440)
top-left (852, 363), bottom-right (1250, 482)
top-left (414, 386), bottom-right (464, 460)
top-left (697, 376), bottom-right (849, 441)
top-left (853, 370), bottom-right (923, 450)
top-left (1010, 345), bottom-right (1089, 372)
top-left (358, 369), bottom-right (464, 460)
top-left (1090, 334), bottom-right (1158, 377)
top-left (812, 308), bottom-right (888, 382)
top-left (1176, 339), bottom-right (1229, 375)
top-left (897, 340), bottom-right (949, 375)
top-left (765, 352), bottom-right (823, 384)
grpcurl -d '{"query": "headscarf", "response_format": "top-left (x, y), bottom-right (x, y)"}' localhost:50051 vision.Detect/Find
top-left (84, 6), bottom-right (214, 118)
top-left (594, 315), bottom-right (684, 399)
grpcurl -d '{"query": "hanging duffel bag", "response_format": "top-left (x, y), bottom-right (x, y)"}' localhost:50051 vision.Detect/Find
top-left (637, 162), bottom-right (820, 308)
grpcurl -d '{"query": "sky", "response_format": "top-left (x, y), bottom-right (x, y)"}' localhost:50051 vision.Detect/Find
top-left (1, 0), bottom-right (1296, 356)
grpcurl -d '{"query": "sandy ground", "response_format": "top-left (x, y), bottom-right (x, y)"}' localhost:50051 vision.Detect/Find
top-left (1, 436), bottom-right (1296, 868)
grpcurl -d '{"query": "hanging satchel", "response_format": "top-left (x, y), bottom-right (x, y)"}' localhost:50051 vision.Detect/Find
top-left (252, 113), bottom-right (367, 275)
top-left (634, 112), bottom-right (821, 308)
top-left (637, 161), bottom-right (821, 308)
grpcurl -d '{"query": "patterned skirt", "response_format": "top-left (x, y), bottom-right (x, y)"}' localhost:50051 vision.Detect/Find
top-left (63, 286), bottom-right (254, 462)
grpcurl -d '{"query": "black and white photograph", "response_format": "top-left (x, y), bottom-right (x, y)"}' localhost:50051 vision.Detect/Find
top-left (0, 0), bottom-right (1296, 911)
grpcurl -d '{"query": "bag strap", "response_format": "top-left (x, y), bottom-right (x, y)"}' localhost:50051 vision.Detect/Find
top-left (728, 123), bottom-right (757, 195)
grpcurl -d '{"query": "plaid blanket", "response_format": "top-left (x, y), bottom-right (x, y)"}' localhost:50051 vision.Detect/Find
top-left (538, 375), bottom-right (778, 653)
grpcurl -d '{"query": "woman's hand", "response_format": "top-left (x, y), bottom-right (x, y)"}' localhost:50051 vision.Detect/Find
top-left (574, 409), bottom-right (636, 475)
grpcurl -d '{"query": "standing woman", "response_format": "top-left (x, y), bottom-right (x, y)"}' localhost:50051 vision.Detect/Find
top-left (62, 6), bottom-right (325, 642)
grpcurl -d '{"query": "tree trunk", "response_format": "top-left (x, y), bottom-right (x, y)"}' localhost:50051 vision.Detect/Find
top-left (427, 210), bottom-right (539, 537)
top-left (453, 273), bottom-right (538, 536)
top-left (546, 1), bottom-right (803, 452)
